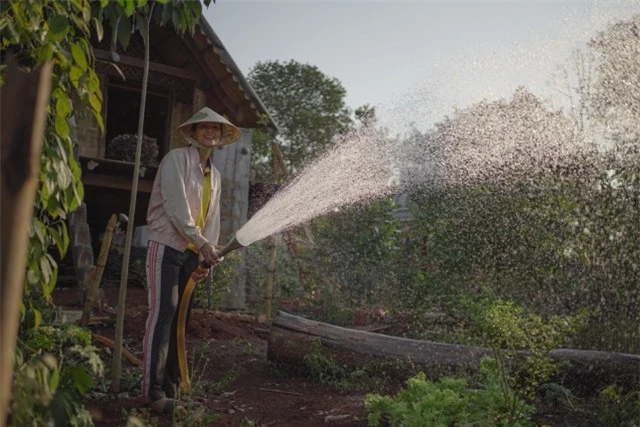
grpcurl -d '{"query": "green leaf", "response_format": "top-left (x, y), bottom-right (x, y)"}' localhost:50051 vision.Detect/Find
top-left (43, 268), bottom-right (57, 300)
top-left (69, 65), bottom-right (82, 88)
top-left (92, 17), bottom-right (104, 43)
top-left (88, 72), bottom-right (102, 97)
top-left (39, 43), bottom-right (54, 62)
top-left (50, 223), bottom-right (70, 257)
top-left (160, 3), bottom-right (172, 24)
top-left (70, 43), bottom-right (88, 71)
top-left (70, 13), bottom-right (90, 35)
top-left (88, 92), bottom-right (102, 114)
top-left (54, 160), bottom-right (72, 189)
top-left (92, 109), bottom-right (105, 133)
top-left (40, 255), bottom-right (52, 284)
top-left (72, 181), bottom-right (84, 210)
top-left (137, 13), bottom-right (149, 44)
top-left (82, 3), bottom-right (91, 24)
top-left (27, 269), bottom-right (39, 286)
top-left (48, 15), bottom-right (69, 36)
top-left (124, 0), bottom-right (135, 17)
top-left (68, 366), bottom-right (94, 394)
top-left (172, 8), bottom-right (183, 30)
top-left (137, 0), bottom-right (149, 7)
top-left (33, 308), bottom-right (42, 330)
top-left (100, 0), bottom-right (109, 7)
top-left (115, 15), bottom-right (132, 48)
top-left (54, 114), bottom-right (70, 139)
top-left (49, 364), bottom-right (60, 391)
top-left (55, 94), bottom-right (72, 120)
top-left (33, 219), bottom-right (46, 245)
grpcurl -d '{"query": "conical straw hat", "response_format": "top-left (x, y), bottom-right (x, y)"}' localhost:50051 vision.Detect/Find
top-left (177, 107), bottom-right (241, 146)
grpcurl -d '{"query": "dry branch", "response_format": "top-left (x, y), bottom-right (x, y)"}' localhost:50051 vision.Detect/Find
top-left (92, 334), bottom-right (141, 367)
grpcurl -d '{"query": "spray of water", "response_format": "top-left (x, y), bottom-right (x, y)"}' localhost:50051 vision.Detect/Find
top-left (234, 85), bottom-right (587, 249)
top-left (230, 10), bottom-right (639, 354)
top-left (233, 5), bottom-right (639, 251)
top-left (235, 126), bottom-right (398, 246)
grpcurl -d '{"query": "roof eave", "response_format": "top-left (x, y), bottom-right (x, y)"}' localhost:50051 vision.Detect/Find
top-left (197, 17), bottom-right (279, 133)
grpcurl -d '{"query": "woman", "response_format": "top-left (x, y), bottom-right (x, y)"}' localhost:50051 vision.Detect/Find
top-left (142, 107), bottom-right (241, 413)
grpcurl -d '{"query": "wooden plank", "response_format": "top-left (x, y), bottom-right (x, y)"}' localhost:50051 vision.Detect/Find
top-left (82, 172), bottom-right (154, 193)
top-left (94, 48), bottom-right (199, 80)
top-left (0, 60), bottom-right (53, 425)
top-left (213, 129), bottom-right (251, 310)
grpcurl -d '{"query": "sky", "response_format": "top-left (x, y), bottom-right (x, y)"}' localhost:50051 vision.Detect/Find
top-left (204, 1), bottom-right (639, 132)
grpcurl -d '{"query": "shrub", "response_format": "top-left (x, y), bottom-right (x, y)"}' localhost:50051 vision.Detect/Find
top-left (365, 358), bottom-right (535, 427)
top-left (11, 323), bottom-right (104, 426)
top-left (597, 385), bottom-right (640, 427)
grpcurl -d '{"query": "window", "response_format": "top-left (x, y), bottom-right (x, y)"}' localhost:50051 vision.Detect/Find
top-left (105, 83), bottom-right (171, 163)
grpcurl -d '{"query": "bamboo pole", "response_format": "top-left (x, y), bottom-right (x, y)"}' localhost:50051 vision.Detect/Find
top-left (111, 6), bottom-right (153, 392)
top-left (264, 235), bottom-right (279, 319)
top-left (79, 213), bottom-right (119, 326)
top-left (0, 61), bottom-right (53, 427)
top-left (262, 142), bottom-right (289, 319)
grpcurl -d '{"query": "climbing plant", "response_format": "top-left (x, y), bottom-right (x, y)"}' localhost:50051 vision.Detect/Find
top-left (1, 0), bottom-right (211, 423)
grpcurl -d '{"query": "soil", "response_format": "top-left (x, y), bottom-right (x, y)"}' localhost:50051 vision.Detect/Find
top-left (53, 283), bottom-right (372, 427)
top-left (52, 282), bottom-right (610, 427)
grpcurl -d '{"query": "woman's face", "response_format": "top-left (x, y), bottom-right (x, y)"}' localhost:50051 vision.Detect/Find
top-left (192, 122), bottom-right (223, 148)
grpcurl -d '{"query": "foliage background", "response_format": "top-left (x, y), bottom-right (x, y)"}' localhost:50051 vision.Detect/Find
top-left (244, 15), bottom-right (640, 355)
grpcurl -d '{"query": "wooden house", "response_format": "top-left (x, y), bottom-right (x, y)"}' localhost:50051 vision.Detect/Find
top-left (68, 17), bottom-right (276, 309)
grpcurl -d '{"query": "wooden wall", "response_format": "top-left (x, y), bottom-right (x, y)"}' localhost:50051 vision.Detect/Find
top-left (213, 128), bottom-right (252, 309)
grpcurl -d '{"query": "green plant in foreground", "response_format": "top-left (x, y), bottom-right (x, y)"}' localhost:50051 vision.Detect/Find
top-left (365, 358), bottom-right (535, 427)
top-left (474, 298), bottom-right (588, 425)
top-left (11, 323), bottom-right (104, 426)
top-left (597, 385), bottom-right (640, 427)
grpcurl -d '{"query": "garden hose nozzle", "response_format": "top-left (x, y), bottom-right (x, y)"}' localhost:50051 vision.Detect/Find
top-left (218, 235), bottom-right (244, 258)
top-left (176, 234), bottom-right (246, 393)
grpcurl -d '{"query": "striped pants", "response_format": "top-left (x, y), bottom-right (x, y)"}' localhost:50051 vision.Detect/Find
top-left (142, 241), bottom-right (198, 402)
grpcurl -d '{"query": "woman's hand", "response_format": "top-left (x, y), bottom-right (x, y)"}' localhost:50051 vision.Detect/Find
top-left (199, 242), bottom-right (220, 266)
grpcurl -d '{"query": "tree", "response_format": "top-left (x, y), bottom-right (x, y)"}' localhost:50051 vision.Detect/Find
top-left (558, 15), bottom-right (640, 146)
top-left (584, 15), bottom-right (640, 145)
top-left (247, 60), bottom-right (354, 180)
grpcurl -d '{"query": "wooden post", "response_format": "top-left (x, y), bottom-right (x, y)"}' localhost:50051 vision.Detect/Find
top-left (264, 235), bottom-right (279, 318)
top-left (79, 213), bottom-right (119, 326)
top-left (262, 142), bottom-right (289, 319)
top-left (1, 61), bottom-right (53, 427)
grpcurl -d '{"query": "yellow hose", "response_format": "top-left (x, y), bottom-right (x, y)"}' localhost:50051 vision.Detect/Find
top-left (177, 262), bottom-right (209, 393)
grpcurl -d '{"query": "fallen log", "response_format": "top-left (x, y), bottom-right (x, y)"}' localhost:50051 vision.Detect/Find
top-left (92, 334), bottom-right (141, 367)
top-left (268, 311), bottom-right (640, 393)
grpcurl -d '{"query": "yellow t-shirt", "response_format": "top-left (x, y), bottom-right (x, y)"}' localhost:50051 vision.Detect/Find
top-left (186, 166), bottom-right (211, 254)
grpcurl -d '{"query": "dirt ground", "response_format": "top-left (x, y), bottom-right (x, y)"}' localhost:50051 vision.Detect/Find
top-left (53, 282), bottom-right (372, 427)
top-left (52, 281), bottom-right (614, 427)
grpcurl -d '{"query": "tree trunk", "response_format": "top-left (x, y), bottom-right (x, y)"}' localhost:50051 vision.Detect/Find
top-left (1, 60), bottom-right (53, 426)
top-left (268, 311), bottom-right (640, 391)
